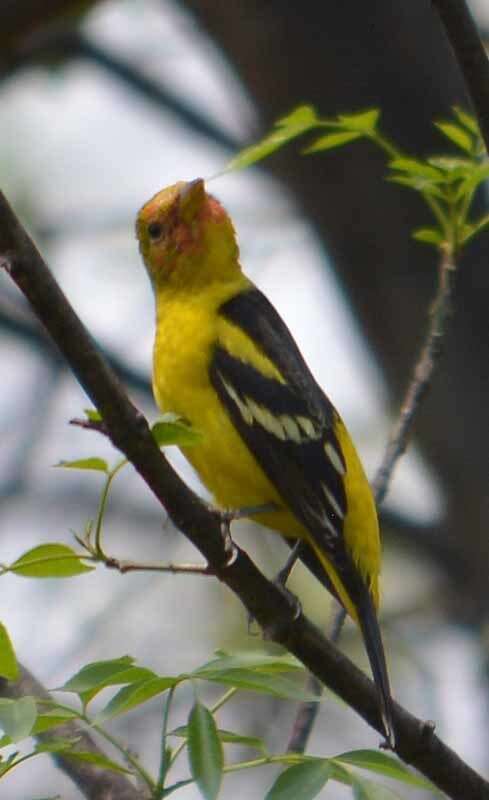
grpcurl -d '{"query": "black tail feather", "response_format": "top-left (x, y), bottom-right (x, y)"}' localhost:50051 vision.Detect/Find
top-left (355, 581), bottom-right (396, 748)
top-left (282, 538), bottom-right (395, 746)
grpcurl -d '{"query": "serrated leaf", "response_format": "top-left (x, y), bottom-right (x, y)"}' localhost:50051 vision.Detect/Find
top-left (412, 228), bottom-right (444, 245)
top-left (435, 122), bottom-right (473, 154)
top-left (64, 750), bottom-right (132, 775)
top-left (10, 544), bottom-right (94, 578)
top-left (453, 106), bottom-right (479, 134)
top-left (84, 408), bottom-right (102, 422)
top-left (55, 458), bottom-right (108, 472)
top-left (188, 702), bottom-right (223, 800)
top-left (335, 750), bottom-right (435, 790)
top-left (225, 105), bottom-right (319, 171)
top-left (265, 760), bottom-right (332, 800)
top-left (0, 623), bottom-right (18, 681)
top-left (304, 130), bottom-right (362, 153)
top-left (152, 415), bottom-right (202, 447)
top-left (198, 668), bottom-right (319, 702)
top-left (96, 676), bottom-right (178, 723)
top-left (0, 697), bottom-right (37, 742)
top-left (390, 158), bottom-right (443, 181)
top-left (338, 109), bottom-right (380, 133)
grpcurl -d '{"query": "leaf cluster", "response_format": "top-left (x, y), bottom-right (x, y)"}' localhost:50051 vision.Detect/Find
top-left (226, 104), bottom-right (489, 255)
top-left (0, 651), bottom-right (435, 799)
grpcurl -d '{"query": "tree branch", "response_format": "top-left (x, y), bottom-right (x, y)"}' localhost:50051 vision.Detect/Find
top-left (0, 663), bottom-right (144, 800)
top-left (1, 188), bottom-right (488, 799)
top-left (373, 245), bottom-right (456, 503)
top-left (432, 0), bottom-right (489, 155)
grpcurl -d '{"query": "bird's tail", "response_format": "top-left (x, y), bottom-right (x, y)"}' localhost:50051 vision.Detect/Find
top-left (290, 538), bottom-right (395, 747)
top-left (355, 579), bottom-right (396, 748)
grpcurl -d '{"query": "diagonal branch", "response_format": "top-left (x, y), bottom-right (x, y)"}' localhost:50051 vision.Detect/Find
top-left (432, 0), bottom-right (489, 155)
top-left (0, 664), bottom-right (144, 800)
top-left (1, 188), bottom-right (488, 800)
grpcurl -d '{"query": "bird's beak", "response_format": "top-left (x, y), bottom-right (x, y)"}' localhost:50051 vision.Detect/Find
top-left (178, 178), bottom-right (206, 222)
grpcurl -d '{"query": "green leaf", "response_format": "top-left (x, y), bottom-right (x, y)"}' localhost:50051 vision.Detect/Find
top-left (352, 775), bottom-right (403, 800)
top-left (32, 709), bottom-right (79, 734)
top-left (84, 408), bottom-right (102, 422)
top-left (59, 656), bottom-right (159, 706)
top-left (453, 106), bottom-right (480, 134)
top-left (55, 458), bottom-right (108, 472)
top-left (265, 760), bottom-right (332, 800)
top-left (152, 414), bottom-right (202, 447)
top-left (225, 105), bottom-right (319, 171)
top-left (435, 122), bottom-right (473, 154)
top-left (197, 668), bottom-right (319, 702)
top-left (389, 158), bottom-right (443, 181)
top-left (304, 130), bottom-right (362, 153)
top-left (35, 737), bottom-right (77, 753)
top-left (412, 227), bottom-right (444, 245)
top-left (427, 156), bottom-right (472, 181)
top-left (0, 697), bottom-right (37, 742)
top-left (454, 162), bottom-right (489, 201)
top-left (10, 544), bottom-right (94, 578)
top-left (79, 667), bottom-right (158, 707)
top-left (337, 109), bottom-right (380, 133)
top-left (335, 749), bottom-right (435, 790)
top-left (64, 750), bottom-right (132, 775)
top-left (187, 701), bottom-right (223, 800)
top-left (59, 656), bottom-right (137, 693)
top-left (96, 676), bottom-right (178, 723)
top-left (0, 623), bottom-right (18, 681)
top-left (195, 651), bottom-right (302, 676)
top-left (461, 213), bottom-right (489, 244)
top-left (173, 725), bottom-right (267, 753)
top-left (387, 174), bottom-right (447, 199)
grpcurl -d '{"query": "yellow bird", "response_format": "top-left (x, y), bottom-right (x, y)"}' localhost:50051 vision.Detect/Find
top-left (136, 178), bottom-right (394, 746)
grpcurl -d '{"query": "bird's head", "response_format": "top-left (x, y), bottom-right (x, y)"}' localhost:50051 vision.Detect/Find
top-left (136, 179), bottom-right (240, 292)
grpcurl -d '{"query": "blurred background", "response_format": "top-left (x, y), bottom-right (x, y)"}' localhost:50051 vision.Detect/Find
top-left (0, 1), bottom-right (488, 797)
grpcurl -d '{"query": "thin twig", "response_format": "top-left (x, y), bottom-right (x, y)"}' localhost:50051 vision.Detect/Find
top-left (103, 557), bottom-right (213, 576)
top-left (373, 245), bottom-right (456, 504)
top-left (287, 244), bottom-right (456, 753)
top-left (2, 190), bottom-right (488, 799)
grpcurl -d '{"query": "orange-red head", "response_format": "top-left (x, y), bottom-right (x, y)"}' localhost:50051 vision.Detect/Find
top-left (136, 179), bottom-right (240, 291)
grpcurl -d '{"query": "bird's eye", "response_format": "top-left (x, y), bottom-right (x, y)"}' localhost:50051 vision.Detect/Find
top-left (148, 221), bottom-right (165, 240)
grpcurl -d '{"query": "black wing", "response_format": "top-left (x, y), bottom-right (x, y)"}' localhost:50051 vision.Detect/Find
top-left (214, 288), bottom-right (395, 746)
top-left (212, 287), bottom-right (348, 562)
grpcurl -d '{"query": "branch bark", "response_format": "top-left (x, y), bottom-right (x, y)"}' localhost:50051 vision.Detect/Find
top-left (1, 189), bottom-right (488, 799)
top-left (432, 0), bottom-right (489, 155)
top-left (0, 664), bottom-right (144, 800)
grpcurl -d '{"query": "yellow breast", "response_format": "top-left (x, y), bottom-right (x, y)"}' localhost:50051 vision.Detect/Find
top-left (152, 283), bottom-right (380, 616)
top-left (152, 283), bottom-right (285, 512)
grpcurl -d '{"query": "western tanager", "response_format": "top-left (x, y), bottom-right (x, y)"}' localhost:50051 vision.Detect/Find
top-left (136, 178), bottom-right (394, 746)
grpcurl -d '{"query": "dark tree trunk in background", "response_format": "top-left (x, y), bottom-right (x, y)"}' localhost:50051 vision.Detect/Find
top-left (182, 1), bottom-right (489, 622)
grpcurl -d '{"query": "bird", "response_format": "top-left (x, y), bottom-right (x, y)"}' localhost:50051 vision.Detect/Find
top-left (136, 177), bottom-right (395, 747)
